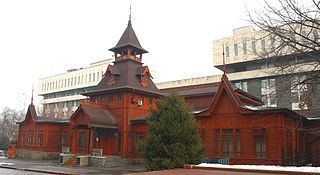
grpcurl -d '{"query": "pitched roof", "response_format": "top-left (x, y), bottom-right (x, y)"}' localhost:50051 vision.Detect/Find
top-left (17, 104), bottom-right (69, 124)
top-left (84, 59), bottom-right (162, 96)
top-left (82, 105), bottom-right (117, 129)
top-left (109, 20), bottom-right (148, 54)
top-left (71, 101), bottom-right (118, 129)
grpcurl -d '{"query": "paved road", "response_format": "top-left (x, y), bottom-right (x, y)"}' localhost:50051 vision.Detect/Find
top-left (0, 168), bottom-right (51, 175)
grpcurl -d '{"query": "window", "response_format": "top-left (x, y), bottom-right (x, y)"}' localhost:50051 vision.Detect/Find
top-left (101, 97), bottom-right (106, 103)
top-left (235, 82), bottom-right (241, 89)
top-left (235, 81), bottom-right (248, 92)
top-left (21, 131), bottom-right (25, 146)
top-left (117, 94), bottom-right (122, 101)
top-left (290, 33), bottom-right (296, 42)
top-left (242, 82), bottom-right (248, 92)
top-left (271, 37), bottom-right (275, 50)
top-left (92, 73), bottom-right (95, 82)
top-left (78, 76), bottom-right (80, 84)
top-left (252, 40), bottom-right (256, 54)
top-left (243, 42), bottom-right (247, 55)
top-left (97, 72), bottom-right (100, 81)
top-left (109, 96), bottom-right (114, 102)
top-left (291, 75), bottom-right (308, 110)
top-left (235, 129), bottom-right (241, 157)
top-left (215, 129), bottom-right (220, 157)
top-left (234, 44), bottom-right (238, 56)
top-left (222, 129), bottom-right (233, 157)
top-left (261, 78), bottom-right (276, 107)
top-left (141, 74), bottom-right (148, 82)
top-left (149, 98), bottom-right (153, 105)
top-left (28, 131), bottom-right (34, 146)
top-left (89, 74), bottom-right (91, 83)
top-left (313, 30), bottom-right (318, 42)
top-left (301, 31), bottom-right (307, 45)
top-left (62, 132), bottom-right (68, 147)
top-left (108, 73), bottom-right (113, 81)
top-left (261, 39), bottom-right (266, 51)
top-left (255, 129), bottom-right (266, 158)
top-left (226, 46), bottom-right (230, 57)
top-left (73, 101), bottom-right (79, 107)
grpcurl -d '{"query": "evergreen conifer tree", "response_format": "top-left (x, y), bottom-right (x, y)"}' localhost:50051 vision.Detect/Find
top-left (139, 92), bottom-right (204, 170)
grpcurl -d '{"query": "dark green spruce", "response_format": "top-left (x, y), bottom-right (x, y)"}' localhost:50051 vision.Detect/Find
top-left (139, 92), bottom-right (204, 170)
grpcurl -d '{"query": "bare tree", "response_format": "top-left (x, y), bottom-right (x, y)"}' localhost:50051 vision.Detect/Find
top-left (0, 107), bottom-right (24, 144)
top-left (248, 0), bottom-right (320, 109)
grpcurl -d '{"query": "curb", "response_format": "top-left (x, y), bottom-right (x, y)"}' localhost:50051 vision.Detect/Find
top-left (0, 165), bottom-right (79, 175)
top-left (184, 164), bottom-right (320, 175)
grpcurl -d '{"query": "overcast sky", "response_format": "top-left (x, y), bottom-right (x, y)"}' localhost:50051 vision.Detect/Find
top-left (0, 0), bottom-right (265, 111)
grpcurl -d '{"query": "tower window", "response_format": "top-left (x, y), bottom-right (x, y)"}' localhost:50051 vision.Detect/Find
top-left (109, 96), bottom-right (114, 102)
top-left (117, 94), bottom-right (123, 101)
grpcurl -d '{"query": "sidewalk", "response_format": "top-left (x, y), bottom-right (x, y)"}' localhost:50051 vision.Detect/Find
top-left (0, 157), bottom-right (146, 175)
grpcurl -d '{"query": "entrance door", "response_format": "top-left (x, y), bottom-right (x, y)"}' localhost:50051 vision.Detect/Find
top-left (77, 130), bottom-right (89, 154)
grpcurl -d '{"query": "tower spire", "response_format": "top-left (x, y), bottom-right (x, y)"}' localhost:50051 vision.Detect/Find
top-left (129, 1), bottom-right (132, 21)
top-left (222, 43), bottom-right (226, 74)
top-left (31, 85), bottom-right (34, 105)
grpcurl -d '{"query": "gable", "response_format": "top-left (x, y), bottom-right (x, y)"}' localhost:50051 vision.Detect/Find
top-left (196, 74), bottom-right (241, 117)
top-left (70, 109), bottom-right (89, 127)
top-left (213, 90), bottom-right (239, 115)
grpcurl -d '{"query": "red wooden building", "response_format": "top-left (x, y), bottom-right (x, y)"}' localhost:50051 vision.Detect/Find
top-left (16, 103), bottom-right (69, 159)
top-left (15, 17), bottom-right (320, 166)
top-left (194, 74), bottom-right (307, 165)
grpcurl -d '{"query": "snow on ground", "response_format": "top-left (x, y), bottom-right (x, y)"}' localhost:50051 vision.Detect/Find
top-left (0, 162), bottom-right (13, 166)
top-left (197, 163), bottom-right (320, 173)
top-left (0, 156), bottom-right (13, 166)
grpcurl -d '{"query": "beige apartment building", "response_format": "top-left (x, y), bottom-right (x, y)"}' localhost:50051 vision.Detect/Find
top-left (38, 59), bottom-right (114, 118)
top-left (213, 26), bottom-right (320, 110)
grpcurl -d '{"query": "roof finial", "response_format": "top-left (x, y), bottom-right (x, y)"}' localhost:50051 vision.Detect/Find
top-left (222, 43), bottom-right (227, 74)
top-left (129, 1), bottom-right (132, 21)
top-left (31, 85), bottom-right (34, 105)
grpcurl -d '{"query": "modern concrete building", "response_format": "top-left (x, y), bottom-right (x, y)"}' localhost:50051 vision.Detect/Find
top-left (212, 26), bottom-right (320, 110)
top-left (38, 59), bottom-right (114, 118)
